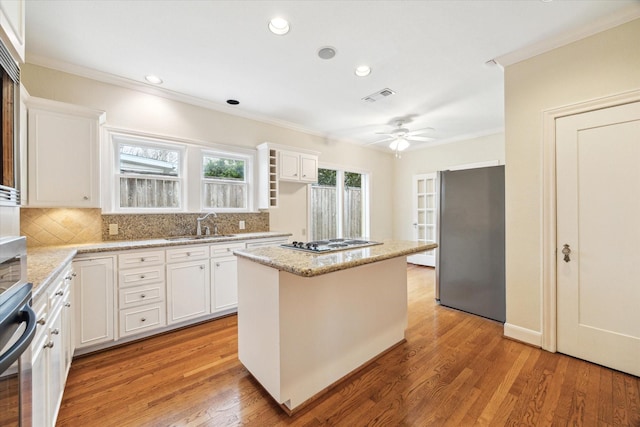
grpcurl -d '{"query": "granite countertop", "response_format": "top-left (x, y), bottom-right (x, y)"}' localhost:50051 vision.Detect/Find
top-left (27, 231), bottom-right (291, 299)
top-left (233, 240), bottom-right (438, 277)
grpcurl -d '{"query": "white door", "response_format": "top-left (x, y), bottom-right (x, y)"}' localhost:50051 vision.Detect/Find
top-left (556, 101), bottom-right (640, 376)
top-left (407, 173), bottom-right (437, 267)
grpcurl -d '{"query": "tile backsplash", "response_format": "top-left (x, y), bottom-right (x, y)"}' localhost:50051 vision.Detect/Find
top-left (20, 208), bottom-right (270, 247)
top-left (21, 208), bottom-right (103, 247)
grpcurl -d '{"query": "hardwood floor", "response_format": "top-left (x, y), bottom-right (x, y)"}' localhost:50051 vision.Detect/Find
top-left (57, 265), bottom-right (640, 426)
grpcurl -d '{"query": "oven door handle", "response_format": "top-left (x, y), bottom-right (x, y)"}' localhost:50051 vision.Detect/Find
top-left (0, 304), bottom-right (37, 373)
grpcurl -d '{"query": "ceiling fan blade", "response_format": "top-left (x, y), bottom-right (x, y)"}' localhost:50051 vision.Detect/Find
top-left (407, 136), bottom-right (434, 142)
top-left (366, 137), bottom-right (394, 145)
top-left (407, 127), bottom-right (435, 136)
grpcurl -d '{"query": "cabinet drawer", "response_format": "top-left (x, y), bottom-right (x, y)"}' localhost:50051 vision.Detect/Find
top-left (118, 250), bottom-right (164, 269)
top-left (119, 283), bottom-right (165, 309)
top-left (33, 294), bottom-right (49, 344)
top-left (119, 303), bottom-right (166, 337)
top-left (166, 245), bottom-right (209, 263)
top-left (118, 265), bottom-right (165, 288)
top-left (210, 242), bottom-right (245, 257)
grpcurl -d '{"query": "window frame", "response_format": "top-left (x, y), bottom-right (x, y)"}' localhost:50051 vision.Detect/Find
top-left (200, 149), bottom-right (253, 212)
top-left (103, 128), bottom-right (256, 214)
top-left (309, 164), bottom-right (370, 240)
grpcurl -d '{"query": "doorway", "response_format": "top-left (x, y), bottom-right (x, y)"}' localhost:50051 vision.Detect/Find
top-left (550, 98), bottom-right (640, 376)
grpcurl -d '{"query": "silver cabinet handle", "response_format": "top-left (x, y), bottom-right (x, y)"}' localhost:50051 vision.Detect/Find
top-left (52, 329), bottom-right (60, 335)
top-left (562, 244), bottom-right (571, 262)
top-left (65, 275), bottom-right (73, 281)
top-left (72, 272), bottom-right (77, 277)
top-left (44, 341), bottom-right (54, 349)
top-left (83, 196), bottom-right (89, 200)
top-left (216, 263), bottom-right (220, 268)
top-left (140, 275), bottom-right (146, 279)
top-left (65, 302), bottom-right (71, 308)
top-left (55, 290), bottom-right (64, 296)
top-left (200, 265), bottom-right (205, 270)
top-left (140, 258), bottom-right (146, 262)
top-left (141, 317), bottom-right (146, 322)
top-left (37, 318), bottom-right (46, 326)
top-left (186, 252), bottom-right (191, 257)
top-left (140, 294), bottom-right (146, 298)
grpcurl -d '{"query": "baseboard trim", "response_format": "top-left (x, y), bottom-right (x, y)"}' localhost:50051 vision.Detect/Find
top-left (504, 323), bottom-right (542, 348)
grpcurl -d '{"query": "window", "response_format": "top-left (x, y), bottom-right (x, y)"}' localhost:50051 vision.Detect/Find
top-left (106, 129), bottom-right (255, 213)
top-left (202, 153), bottom-right (248, 210)
top-left (310, 167), bottom-right (369, 240)
top-left (113, 134), bottom-right (184, 210)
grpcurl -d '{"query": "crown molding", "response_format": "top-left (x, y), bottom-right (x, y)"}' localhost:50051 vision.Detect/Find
top-left (25, 54), bottom-right (333, 140)
top-left (496, 5), bottom-right (640, 67)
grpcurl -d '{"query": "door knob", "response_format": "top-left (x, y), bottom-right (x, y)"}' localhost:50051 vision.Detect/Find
top-left (562, 244), bottom-right (571, 262)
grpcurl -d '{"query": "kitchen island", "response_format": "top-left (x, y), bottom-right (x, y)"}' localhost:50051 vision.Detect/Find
top-left (233, 240), bottom-right (437, 413)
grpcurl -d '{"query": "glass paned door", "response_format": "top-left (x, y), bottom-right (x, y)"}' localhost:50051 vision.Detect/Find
top-left (407, 173), bottom-right (437, 266)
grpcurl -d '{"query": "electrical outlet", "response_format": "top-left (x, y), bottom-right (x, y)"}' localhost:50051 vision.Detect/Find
top-left (239, 220), bottom-right (246, 230)
top-left (108, 224), bottom-right (119, 235)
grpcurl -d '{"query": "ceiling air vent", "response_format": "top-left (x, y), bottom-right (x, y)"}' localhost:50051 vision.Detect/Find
top-left (362, 88), bottom-right (396, 103)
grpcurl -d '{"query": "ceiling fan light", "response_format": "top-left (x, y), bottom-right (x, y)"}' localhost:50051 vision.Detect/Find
top-left (396, 138), bottom-right (410, 151)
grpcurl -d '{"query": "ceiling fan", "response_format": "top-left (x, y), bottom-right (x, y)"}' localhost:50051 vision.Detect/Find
top-left (372, 120), bottom-right (434, 155)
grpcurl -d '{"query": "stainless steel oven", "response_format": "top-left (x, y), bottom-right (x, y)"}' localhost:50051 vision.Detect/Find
top-left (0, 236), bottom-right (35, 426)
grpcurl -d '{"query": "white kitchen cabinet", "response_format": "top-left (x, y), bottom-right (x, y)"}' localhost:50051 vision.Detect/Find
top-left (166, 260), bottom-right (210, 324)
top-left (257, 143), bottom-right (320, 208)
top-left (211, 256), bottom-right (238, 312)
top-left (278, 150), bottom-right (318, 183)
top-left (26, 97), bottom-right (105, 207)
top-left (0, 0), bottom-right (25, 63)
top-left (210, 242), bottom-right (244, 312)
top-left (29, 263), bottom-right (75, 427)
top-left (118, 249), bottom-right (167, 336)
top-left (73, 256), bottom-right (115, 349)
top-left (166, 246), bottom-right (210, 324)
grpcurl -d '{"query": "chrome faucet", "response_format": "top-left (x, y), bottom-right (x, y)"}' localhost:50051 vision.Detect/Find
top-left (196, 212), bottom-right (217, 236)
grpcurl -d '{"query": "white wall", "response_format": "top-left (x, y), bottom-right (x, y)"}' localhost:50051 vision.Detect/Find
top-left (21, 65), bottom-right (395, 242)
top-left (392, 133), bottom-right (505, 240)
top-left (504, 19), bottom-right (640, 339)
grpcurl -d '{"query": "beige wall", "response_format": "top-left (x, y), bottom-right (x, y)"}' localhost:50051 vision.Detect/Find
top-left (21, 65), bottom-right (395, 242)
top-left (504, 19), bottom-right (640, 337)
top-left (392, 133), bottom-right (505, 241)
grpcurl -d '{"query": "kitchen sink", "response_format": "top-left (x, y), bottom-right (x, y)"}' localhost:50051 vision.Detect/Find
top-left (164, 234), bottom-right (235, 241)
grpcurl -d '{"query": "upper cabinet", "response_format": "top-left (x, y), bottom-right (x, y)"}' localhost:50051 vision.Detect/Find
top-left (0, 0), bottom-right (25, 63)
top-left (278, 150), bottom-right (318, 183)
top-left (26, 97), bottom-right (106, 207)
top-left (257, 143), bottom-right (320, 209)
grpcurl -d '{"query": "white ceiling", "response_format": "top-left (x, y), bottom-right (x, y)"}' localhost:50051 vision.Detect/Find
top-left (24, 0), bottom-right (640, 151)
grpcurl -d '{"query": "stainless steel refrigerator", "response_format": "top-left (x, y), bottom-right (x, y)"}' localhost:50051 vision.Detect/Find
top-left (436, 166), bottom-right (505, 323)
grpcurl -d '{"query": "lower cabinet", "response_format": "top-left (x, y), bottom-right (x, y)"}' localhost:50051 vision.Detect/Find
top-left (210, 242), bottom-right (245, 312)
top-left (30, 264), bottom-right (75, 427)
top-left (166, 259), bottom-right (210, 324)
top-left (73, 257), bottom-right (115, 349)
top-left (212, 256), bottom-right (238, 312)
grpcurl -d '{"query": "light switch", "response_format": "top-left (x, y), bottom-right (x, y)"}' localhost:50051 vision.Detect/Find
top-left (239, 220), bottom-right (246, 230)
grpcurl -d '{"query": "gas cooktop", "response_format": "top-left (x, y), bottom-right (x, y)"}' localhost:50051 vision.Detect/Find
top-left (281, 239), bottom-right (381, 253)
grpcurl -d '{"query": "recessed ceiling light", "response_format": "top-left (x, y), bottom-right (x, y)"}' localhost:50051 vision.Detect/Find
top-left (144, 75), bottom-right (163, 85)
top-left (226, 99), bottom-right (240, 105)
top-left (355, 65), bottom-right (371, 77)
top-left (269, 17), bottom-right (290, 35)
top-left (318, 46), bottom-right (337, 60)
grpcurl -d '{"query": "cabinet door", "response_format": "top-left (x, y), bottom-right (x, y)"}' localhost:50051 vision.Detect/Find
top-left (300, 154), bottom-right (318, 182)
top-left (61, 281), bottom-right (74, 375)
top-left (31, 332), bottom-right (49, 427)
top-left (27, 100), bottom-right (104, 207)
top-left (278, 150), bottom-right (300, 181)
top-left (47, 306), bottom-right (64, 425)
top-left (73, 257), bottom-right (115, 348)
top-left (166, 260), bottom-right (210, 324)
top-left (212, 256), bottom-right (238, 312)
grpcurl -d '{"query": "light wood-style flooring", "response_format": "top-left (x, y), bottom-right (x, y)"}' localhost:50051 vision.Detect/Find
top-left (57, 265), bottom-right (640, 426)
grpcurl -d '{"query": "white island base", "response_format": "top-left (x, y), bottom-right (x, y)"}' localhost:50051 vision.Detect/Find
top-left (237, 255), bottom-right (408, 413)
